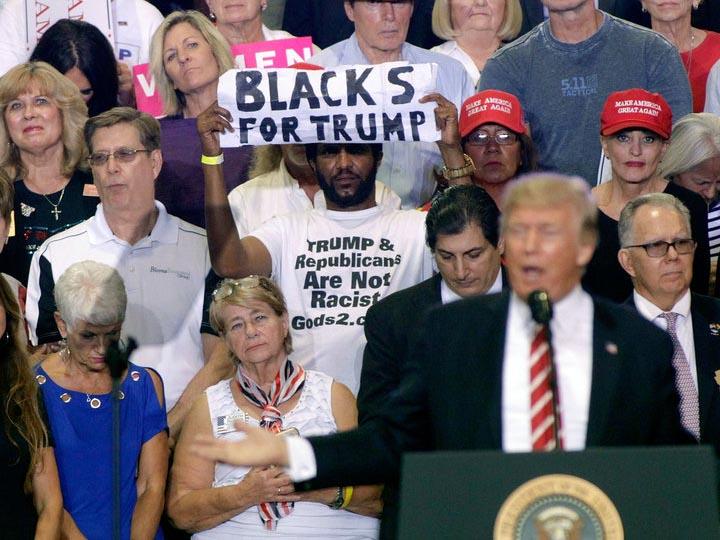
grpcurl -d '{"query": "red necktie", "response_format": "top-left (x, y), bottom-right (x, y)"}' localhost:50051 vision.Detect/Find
top-left (530, 325), bottom-right (563, 451)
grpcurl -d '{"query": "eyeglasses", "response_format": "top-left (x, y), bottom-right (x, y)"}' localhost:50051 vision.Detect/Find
top-left (624, 238), bottom-right (696, 257)
top-left (466, 129), bottom-right (518, 146)
top-left (212, 276), bottom-right (268, 301)
top-left (87, 147), bottom-right (151, 167)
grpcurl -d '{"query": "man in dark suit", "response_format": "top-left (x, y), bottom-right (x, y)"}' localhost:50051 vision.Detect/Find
top-left (357, 185), bottom-right (503, 537)
top-left (191, 174), bottom-right (693, 537)
top-left (618, 192), bottom-right (720, 450)
top-left (358, 184), bottom-right (503, 423)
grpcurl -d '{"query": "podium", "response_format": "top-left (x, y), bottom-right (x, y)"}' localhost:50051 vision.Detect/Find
top-left (397, 446), bottom-right (720, 539)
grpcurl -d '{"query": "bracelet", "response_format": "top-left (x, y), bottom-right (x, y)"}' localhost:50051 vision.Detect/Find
top-left (440, 153), bottom-right (475, 181)
top-left (201, 153), bottom-right (224, 165)
top-left (340, 486), bottom-right (354, 509)
top-left (328, 486), bottom-right (344, 509)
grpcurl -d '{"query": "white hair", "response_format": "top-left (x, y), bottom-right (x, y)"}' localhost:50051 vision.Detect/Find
top-left (659, 113), bottom-right (720, 179)
top-left (54, 260), bottom-right (127, 330)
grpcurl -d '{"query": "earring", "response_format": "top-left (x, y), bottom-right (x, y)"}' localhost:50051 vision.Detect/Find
top-left (693, 1), bottom-right (699, 8)
top-left (641, 6), bottom-right (646, 12)
top-left (261, 1), bottom-right (268, 10)
top-left (209, 10), bottom-right (216, 22)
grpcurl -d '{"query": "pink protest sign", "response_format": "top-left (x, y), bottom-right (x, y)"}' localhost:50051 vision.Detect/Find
top-left (232, 36), bottom-right (314, 69)
top-left (133, 64), bottom-right (164, 118)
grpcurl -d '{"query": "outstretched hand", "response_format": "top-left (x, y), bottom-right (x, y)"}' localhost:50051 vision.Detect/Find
top-left (189, 421), bottom-right (290, 468)
top-left (196, 101), bottom-right (234, 157)
top-left (420, 92), bottom-right (461, 148)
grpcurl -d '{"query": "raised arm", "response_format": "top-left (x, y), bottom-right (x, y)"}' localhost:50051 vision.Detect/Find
top-left (197, 102), bottom-right (272, 278)
top-left (420, 92), bottom-right (473, 187)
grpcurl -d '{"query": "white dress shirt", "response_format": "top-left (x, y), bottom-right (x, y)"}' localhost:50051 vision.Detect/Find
top-left (288, 284), bottom-right (594, 481)
top-left (440, 268), bottom-right (502, 304)
top-left (633, 289), bottom-right (698, 390)
top-left (502, 286), bottom-right (593, 452)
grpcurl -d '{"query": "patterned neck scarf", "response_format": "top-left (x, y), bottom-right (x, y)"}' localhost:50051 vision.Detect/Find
top-left (235, 358), bottom-right (306, 530)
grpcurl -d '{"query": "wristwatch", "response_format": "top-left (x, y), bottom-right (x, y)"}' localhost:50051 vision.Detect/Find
top-left (440, 153), bottom-right (475, 182)
top-left (328, 486), bottom-right (344, 509)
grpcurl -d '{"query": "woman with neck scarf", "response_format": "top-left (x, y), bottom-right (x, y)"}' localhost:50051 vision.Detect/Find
top-left (168, 276), bottom-right (380, 538)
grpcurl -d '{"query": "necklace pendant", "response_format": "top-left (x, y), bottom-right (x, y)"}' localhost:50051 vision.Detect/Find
top-left (88, 396), bottom-right (101, 409)
top-left (50, 206), bottom-right (61, 221)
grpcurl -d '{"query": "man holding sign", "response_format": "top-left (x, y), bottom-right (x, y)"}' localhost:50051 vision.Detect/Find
top-left (197, 89), bottom-right (469, 395)
top-left (308, 0), bottom-right (474, 208)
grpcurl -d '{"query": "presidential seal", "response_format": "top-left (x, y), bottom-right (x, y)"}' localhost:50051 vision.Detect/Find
top-left (494, 474), bottom-right (623, 540)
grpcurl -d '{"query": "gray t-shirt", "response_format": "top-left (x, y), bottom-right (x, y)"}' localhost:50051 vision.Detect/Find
top-left (480, 13), bottom-right (692, 185)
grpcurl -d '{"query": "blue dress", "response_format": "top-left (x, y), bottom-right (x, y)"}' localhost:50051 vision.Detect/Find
top-left (35, 362), bottom-right (167, 539)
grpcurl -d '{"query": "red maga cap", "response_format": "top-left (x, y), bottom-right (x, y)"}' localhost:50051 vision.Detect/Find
top-left (459, 90), bottom-right (526, 138)
top-left (600, 88), bottom-right (672, 139)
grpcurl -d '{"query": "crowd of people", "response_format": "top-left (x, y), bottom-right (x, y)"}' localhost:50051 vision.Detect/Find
top-left (0, 0), bottom-right (719, 538)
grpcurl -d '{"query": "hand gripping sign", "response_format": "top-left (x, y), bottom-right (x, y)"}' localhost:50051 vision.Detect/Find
top-left (217, 62), bottom-right (440, 147)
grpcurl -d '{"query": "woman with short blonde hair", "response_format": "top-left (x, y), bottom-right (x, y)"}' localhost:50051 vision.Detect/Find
top-left (431, 0), bottom-right (522, 88)
top-left (169, 276), bottom-right (381, 538)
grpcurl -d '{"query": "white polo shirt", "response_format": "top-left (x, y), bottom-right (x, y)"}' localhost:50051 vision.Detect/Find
top-left (26, 201), bottom-right (211, 409)
top-left (251, 205), bottom-right (433, 393)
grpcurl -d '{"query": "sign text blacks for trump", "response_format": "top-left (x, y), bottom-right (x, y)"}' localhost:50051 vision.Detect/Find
top-left (218, 63), bottom-right (439, 147)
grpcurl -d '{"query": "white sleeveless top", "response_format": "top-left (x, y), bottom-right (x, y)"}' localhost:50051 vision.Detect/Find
top-left (194, 370), bottom-right (379, 539)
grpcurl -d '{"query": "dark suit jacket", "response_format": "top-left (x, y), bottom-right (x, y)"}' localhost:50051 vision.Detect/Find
top-left (357, 274), bottom-right (442, 424)
top-left (627, 292), bottom-right (720, 449)
top-left (303, 291), bottom-right (692, 537)
top-left (519, 1), bottom-right (646, 36)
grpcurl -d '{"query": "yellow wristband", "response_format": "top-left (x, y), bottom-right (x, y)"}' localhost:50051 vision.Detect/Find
top-left (201, 153), bottom-right (224, 165)
top-left (340, 486), bottom-right (354, 509)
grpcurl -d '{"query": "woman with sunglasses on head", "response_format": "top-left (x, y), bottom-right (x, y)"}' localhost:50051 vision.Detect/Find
top-left (34, 260), bottom-right (168, 539)
top-left (0, 62), bottom-right (99, 286)
top-left (583, 88), bottom-right (711, 303)
top-left (168, 276), bottom-right (380, 539)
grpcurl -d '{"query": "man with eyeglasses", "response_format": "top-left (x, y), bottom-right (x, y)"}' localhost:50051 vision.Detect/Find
top-left (619, 192), bottom-right (720, 449)
top-left (308, 0), bottom-right (474, 208)
top-left (25, 107), bottom-right (223, 442)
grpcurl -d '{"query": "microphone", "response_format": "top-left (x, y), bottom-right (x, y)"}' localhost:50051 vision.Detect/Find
top-left (528, 290), bottom-right (553, 324)
top-left (106, 337), bottom-right (137, 382)
top-left (527, 290), bottom-right (562, 451)
top-left (107, 337), bottom-right (137, 540)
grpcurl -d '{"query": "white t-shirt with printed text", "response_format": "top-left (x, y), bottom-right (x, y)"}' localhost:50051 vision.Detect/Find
top-left (251, 206), bottom-right (433, 393)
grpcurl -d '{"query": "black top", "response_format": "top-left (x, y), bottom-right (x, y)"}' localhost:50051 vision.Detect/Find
top-left (0, 170), bottom-right (99, 285)
top-left (0, 392), bottom-right (52, 538)
top-left (583, 182), bottom-right (711, 303)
